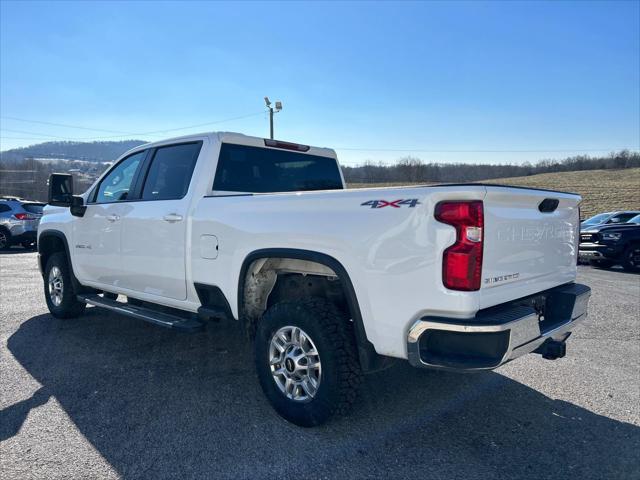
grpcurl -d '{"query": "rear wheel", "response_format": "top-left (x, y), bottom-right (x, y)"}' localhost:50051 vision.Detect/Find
top-left (622, 244), bottom-right (640, 272)
top-left (254, 298), bottom-right (362, 427)
top-left (44, 252), bottom-right (86, 318)
top-left (0, 228), bottom-right (11, 250)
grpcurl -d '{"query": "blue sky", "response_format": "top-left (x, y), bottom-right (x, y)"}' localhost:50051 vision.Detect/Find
top-left (1, 0), bottom-right (638, 165)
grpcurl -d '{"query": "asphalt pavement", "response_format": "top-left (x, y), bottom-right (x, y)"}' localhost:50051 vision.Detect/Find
top-left (1, 250), bottom-right (639, 479)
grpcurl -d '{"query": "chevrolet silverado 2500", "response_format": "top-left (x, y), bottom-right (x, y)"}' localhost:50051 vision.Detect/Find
top-left (38, 132), bottom-right (591, 426)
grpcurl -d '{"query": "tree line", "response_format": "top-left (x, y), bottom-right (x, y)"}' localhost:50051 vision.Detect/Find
top-left (342, 150), bottom-right (640, 184)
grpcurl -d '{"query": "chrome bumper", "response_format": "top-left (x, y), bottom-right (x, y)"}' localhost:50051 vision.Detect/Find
top-left (407, 283), bottom-right (591, 371)
top-left (579, 249), bottom-right (604, 259)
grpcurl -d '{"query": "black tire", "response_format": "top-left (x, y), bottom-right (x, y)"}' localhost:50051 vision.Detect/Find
top-left (0, 228), bottom-right (11, 250)
top-left (21, 241), bottom-right (36, 250)
top-left (622, 244), bottom-right (640, 272)
top-left (589, 259), bottom-right (614, 269)
top-left (254, 298), bottom-right (362, 427)
top-left (44, 252), bottom-right (86, 318)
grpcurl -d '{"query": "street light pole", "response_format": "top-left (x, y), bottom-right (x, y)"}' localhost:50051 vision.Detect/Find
top-left (269, 104), bottom-right (274, 140)
top-left (264, 97), bottom-right (282, 140)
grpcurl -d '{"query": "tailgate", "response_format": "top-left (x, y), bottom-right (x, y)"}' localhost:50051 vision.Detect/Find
top-left (480, 186), bottom-right (581, 309)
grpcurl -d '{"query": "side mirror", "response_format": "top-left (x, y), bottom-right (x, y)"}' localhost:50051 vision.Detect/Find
top-left (48, 173), bottom-right (86, 217)
top-left (48, 173), bottom-right (74, 206)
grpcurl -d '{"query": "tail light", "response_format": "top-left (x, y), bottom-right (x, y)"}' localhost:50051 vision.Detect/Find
top-left (13, 213), bottom-right (36, 220)
top-left (435, 201), bottom-right (484, 291)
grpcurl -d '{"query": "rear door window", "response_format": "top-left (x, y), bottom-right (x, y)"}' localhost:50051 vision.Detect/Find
top-left (213, 143), bottom-right (343, 193)
top-left (141, 142), bottom-right (202, 201)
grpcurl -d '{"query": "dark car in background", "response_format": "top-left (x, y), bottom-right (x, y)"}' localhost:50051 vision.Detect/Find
top-left (580, 211), bottom-right (640, 229)
top-left (579, 214), bottom-right (640, 272)
top-left (0, 196), bottom-right (45, 250)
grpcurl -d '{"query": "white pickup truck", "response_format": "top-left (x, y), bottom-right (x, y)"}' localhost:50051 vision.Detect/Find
top-left (39, 132), bottom-right (591, 426)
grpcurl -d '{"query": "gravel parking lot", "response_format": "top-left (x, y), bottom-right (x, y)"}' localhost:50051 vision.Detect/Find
top-left (1, 250), bottom-right (639, 479)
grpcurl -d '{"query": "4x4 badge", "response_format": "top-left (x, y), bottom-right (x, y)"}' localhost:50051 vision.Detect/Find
top-left (361, 199), bottom-right (421, 209)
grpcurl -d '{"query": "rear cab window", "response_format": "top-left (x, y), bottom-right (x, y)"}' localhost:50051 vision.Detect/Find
top-left (212, 143), bottom-right (343, 193)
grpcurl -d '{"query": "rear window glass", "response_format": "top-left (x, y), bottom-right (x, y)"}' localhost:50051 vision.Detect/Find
top-left (213, 143), bottom-right (343, 193)
top-left (142, 142), bottom-right (202, 201)
top-left (22, 203), bottom-right (44, 214)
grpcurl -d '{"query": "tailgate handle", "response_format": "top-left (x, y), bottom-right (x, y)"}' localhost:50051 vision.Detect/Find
top-left (538, 198), bottom-right (559, 213)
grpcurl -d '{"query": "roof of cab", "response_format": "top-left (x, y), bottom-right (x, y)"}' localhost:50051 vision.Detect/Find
top-left (128, 131), bottom-right (337, 159)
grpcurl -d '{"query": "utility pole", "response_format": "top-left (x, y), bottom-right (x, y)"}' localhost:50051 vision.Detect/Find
top-left (264, 97), bottom-right (282, 139)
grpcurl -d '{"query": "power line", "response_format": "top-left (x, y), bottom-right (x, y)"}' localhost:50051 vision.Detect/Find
top-left (0, 116), bottom-right (636, 154)
top-left (1, 129), bottom-right (73, 139)
top-left (0, 111), bottom-right (266, 141)
top-left (0, 136), bottom-right (55, 140)
top-left (0, 116), bottom-right (134, 134)
top-left (135, 111), bottom-right (265, 136)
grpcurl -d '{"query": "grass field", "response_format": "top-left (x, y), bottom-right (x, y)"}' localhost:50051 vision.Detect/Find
top-left (348, 168), bottom-right (640, 218)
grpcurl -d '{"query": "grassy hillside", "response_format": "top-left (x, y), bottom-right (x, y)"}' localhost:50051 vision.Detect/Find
top-left (348, 168), bottom-right (640, 218)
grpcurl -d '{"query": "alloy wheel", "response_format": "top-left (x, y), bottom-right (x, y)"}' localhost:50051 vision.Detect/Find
top-left (48, 266), bottom-right (64, 306)
top-left (269, 326), bottom-right (321, 402)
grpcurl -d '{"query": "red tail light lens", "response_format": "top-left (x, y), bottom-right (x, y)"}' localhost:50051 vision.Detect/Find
top-left (13, 213), bottom-right (32, 220)
top-left (435, 201), bottom-right (484, 291)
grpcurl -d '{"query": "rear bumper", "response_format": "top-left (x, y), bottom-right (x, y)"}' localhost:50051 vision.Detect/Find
top-left (407, 283), bottom-right (591, 371)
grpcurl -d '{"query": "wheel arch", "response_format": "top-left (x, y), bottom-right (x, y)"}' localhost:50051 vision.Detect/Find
top-left (37, 230), bottom-right (81, 286)
top-left (238, 248), bottom-right (388, 372)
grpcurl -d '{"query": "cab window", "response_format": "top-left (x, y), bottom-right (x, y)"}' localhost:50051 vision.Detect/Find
top-left (94, 151), bottom-right (145, 203)
top-left (141, 142), bottom-right (202, 201)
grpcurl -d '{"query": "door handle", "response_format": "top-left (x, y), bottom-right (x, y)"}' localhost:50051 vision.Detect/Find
top-left (106, 214), bottom-right (120, 222)
top-left (163, 213), bottom-right (183, 223)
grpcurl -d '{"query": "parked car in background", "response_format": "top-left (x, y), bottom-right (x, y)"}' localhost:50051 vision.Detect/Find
top-left (579, 214), bottom-right (640, 271)
top-left (580, 211), bottom-right (640, 229)
top-left (0, 196), bottom-right (45, 250)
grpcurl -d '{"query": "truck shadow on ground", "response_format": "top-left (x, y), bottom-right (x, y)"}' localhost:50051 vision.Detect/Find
top-left (4, 309), bottom-right (640, 479)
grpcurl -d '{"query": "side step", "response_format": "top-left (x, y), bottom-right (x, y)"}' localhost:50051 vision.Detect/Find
top-left (77, 294), bottom-right (205, 333)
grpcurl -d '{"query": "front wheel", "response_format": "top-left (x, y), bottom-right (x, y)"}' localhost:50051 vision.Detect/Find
top-left (44, 252), bottom-right (86, 318)
top-left (622, 244), bottom-right (640, 272)
top-left (254, 298), bottom-right (362, 427)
